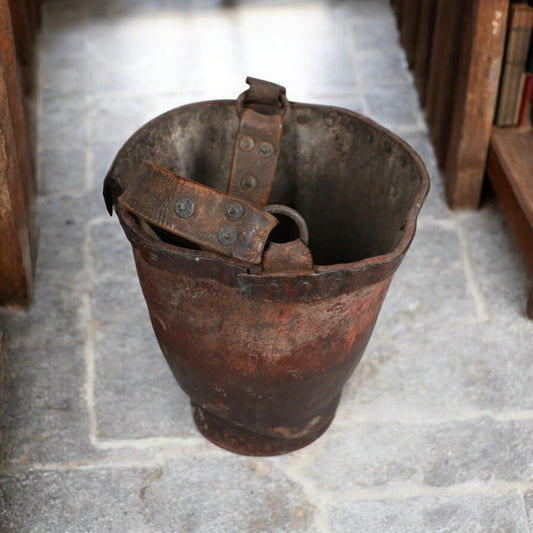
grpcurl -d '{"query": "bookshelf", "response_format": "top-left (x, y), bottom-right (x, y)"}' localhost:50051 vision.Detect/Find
top-left (394, 0), bottom-right (533, 318)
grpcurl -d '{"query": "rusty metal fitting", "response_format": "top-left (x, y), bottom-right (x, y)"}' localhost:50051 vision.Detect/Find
top-left (236, 76), bottom-right (291, 121)
top-left (264, 204), bottom-right (310, 245)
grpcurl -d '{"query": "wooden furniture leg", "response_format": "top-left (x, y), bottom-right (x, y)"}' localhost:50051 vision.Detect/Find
top-left (424, 0), bottom-right (464, 165)
top-left (444, 0), bottom-right (508, 209)
top-left (413, 0), bottom-right (438, 106)
top-left (0, 64), bottom-right (34, 308)
top-left (0, 0), bottom-right (36, 309)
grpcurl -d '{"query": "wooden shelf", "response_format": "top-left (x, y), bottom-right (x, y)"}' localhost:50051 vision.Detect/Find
top-left (393, 0), bottom-right (509, 209)
top-left (486, 127), bottom-right (533, 318)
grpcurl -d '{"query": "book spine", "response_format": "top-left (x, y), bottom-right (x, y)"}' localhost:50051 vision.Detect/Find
top-left (517, 72), bottom-right (533, 126)
top-left (495, 5), bottom-right (533, 126)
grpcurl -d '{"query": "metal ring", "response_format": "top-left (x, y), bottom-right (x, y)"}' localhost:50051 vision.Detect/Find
top-left (264, 204), bottom-right (309, 246)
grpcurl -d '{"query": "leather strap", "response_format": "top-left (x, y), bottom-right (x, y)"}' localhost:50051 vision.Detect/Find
top-left (118, 162), bottom-right (279, 264)
top-left (227, 77), bottom-right (287, 206)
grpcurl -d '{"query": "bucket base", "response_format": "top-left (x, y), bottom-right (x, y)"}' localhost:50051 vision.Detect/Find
top-left (192, 403), bottom-right (335, 456)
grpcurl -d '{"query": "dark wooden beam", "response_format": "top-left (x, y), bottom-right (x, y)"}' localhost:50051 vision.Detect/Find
top-left (445, 0), bottom-right (509, 209)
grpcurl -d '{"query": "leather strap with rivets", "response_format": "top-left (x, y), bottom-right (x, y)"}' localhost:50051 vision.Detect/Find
top-left (227, 77), bottom-right (288, 206)
top-left (118, 161), bottom-right (279, 264)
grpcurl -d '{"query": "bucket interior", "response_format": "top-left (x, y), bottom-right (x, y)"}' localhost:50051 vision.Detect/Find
top-left (111, 101), bottom-right (426, 266)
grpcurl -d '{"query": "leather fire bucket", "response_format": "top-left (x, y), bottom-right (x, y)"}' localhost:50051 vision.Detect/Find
top-left (103, 78), bottom-right (429, 456)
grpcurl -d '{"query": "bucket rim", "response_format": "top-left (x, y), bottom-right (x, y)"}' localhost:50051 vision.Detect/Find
top-left (107, 99), bottom-right (430, 296)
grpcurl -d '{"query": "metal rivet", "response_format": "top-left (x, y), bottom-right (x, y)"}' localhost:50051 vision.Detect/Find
top-left (259, 142), bottom-right (274, 157)
top-left (297, 114), bottom-right (310, 125)
top-left (334, 276), bottom-right (343, 285)
top-left (175, 197), bottom-right (195, 218)
top-left (223, 108), bottom-right (233, 120)
top-left (263, 443), bottom-right (274, 453)
top-left (324, 113), bottom-right (336, 127)
top-left (384, 141), bottom-right (392, 154)
top-left (299, 280), bottom-right (311, 293)
top-left (217, 226), bottom-right (238, 246)
top-left (239, 136), bottom-right (255, 151)
top-left (224, 201), bottom-right (244, 221)
top-left (240, 174), bottom-right (257, 191)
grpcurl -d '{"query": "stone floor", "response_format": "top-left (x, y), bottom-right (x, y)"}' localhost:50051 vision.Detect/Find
top-left (1, 0), bottom-right (532, 531)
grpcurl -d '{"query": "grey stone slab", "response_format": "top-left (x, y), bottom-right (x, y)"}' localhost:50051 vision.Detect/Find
top-left (0, 192), bottom-right (103, 351)
top-left (364, 83), bottom-right (422, 131)
top-left (306, 93), bottom-right (367, 115)
top-left (92, 277), bottom-right (194, 439)
top-left (89, 92), bottom-right (192, 147)
top-left (235, 2), bottom-right (334, 37)
top-left (213, 0), bottom-right (309, 6)
top-left (354, 49), bottom-right (409, 87)
top-left (142, 457), bottom-right (318, 532)
top-left (241, 33), bottom-right (358, 98)
top-left (525, 490), bottom-right (533, 530)
top-left (84, 15), bottom-right (201, 95)
top-left (0, 279), bottom-right (87, 352)
top-left (35, 193), bottom-right (94, 284)
top-left (0, 458), bottom-right (317, 532)
top-left (39, 90), bottom-right (88, 151)
top-left (87, 0), bottom-right (173, 18)
top-left (0, 466), bottom-right (155, 533)
top-left (456, 320), bottom-right (533, 412)
top-left (38, 147), bottom-right (87, 196)
top-left (179, 18), bottom-right (244, 98)
top-left (0, 331), bottom-right (6, 453)
top-left (376, 220), bottom-right (477, 331)
top-left (41, 59), bottom-right (87, 100)
top-left (1, 344), bottom-right (97, 464)
top-left (338, 317), bottom-right (533, 423)
top-left (329, 493), bottom-right (529, 533)
top-left (418, 164), bottom-right (447, 219)
top-left (331, 0), bottom-right (396, 24)
top-left (42, 0), bottom-right (86, 21)
top-left (91, 221), bottom-right (138, 280)
top-left (294, 418), bottom-right (533, 492)
top-left (92, 142), bottom-right (122, 191)
top-left (455, 204), bottom-right (532, 321)
top-left (179, 4), bottom-right (361, 100)
top-left (40, 9), bottom-right (87, 98)
top-left (295, 35), bottom-right (359, 94)
top-left (350, 19), bottom-right (401, 51)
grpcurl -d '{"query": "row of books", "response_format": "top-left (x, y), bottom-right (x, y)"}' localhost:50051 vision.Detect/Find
top-left (495, 0), bottom-right (533, 128)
